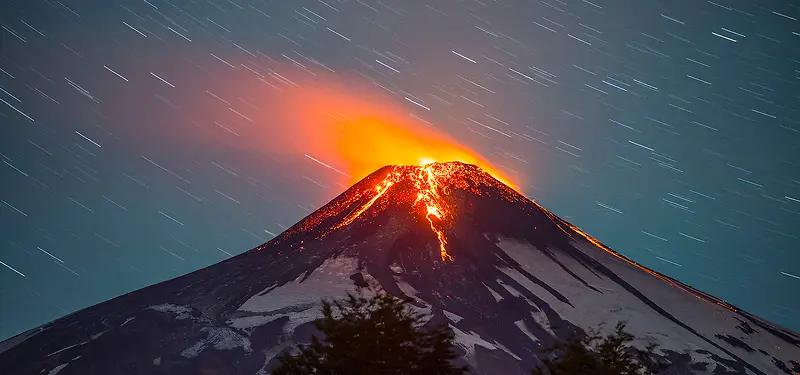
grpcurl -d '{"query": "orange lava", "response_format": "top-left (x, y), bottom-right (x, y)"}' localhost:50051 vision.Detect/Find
top-left (274, 78), bottom-right (517, 190)
top-left (413, 164), bottom-right (454, 261)
top-left (331, 163), bottom-right (497, 261)
top-left (334, 175), bottom-right (397, 230)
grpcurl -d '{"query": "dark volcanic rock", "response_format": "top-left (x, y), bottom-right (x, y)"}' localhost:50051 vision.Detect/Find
top-left (715, 334), bottom-right (756, 353)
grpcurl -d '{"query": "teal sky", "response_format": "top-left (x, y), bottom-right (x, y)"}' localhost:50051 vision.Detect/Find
top-left (0, 0), bottom-right (798, 341)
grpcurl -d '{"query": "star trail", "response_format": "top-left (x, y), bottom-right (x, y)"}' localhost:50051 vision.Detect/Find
top-left (0, 0), bottom-right (799, 341)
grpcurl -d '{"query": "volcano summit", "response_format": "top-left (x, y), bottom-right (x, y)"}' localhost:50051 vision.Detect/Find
top-left (1, 162), bottom-right (798, 375)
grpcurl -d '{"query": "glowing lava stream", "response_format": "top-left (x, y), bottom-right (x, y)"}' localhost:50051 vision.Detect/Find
top-left (414, 164), bottom-right (452, 261)
top-left (335, 177), bottom-right (397, 230)
top-left (333, 164), bottom-right (455, 261)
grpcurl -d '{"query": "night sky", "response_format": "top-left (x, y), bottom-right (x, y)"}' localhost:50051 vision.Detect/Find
top-left (1, 0), bottom-right (799, 341)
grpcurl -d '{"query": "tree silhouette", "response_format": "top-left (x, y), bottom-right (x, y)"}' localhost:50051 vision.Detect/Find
top-left (272, 290), bottom-right (467, 375)
top-left (533, 322), bottom-right (666, 375)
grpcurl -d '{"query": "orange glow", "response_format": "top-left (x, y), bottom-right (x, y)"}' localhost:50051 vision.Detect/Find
top-left (274, 78), bottom-right (517, 190)
top-left (330, 163), bottom-right (459, 260)
top-left (413, 164), bottom-right (454, 261)
top-left (334, 178), bottom-right (396, 230)
top-left (115, 60), bottom-right (519, 199)
top-left (322, 162), bottom-right (515, 261)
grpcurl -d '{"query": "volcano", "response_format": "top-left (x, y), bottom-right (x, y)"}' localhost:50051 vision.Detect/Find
top-left (1, 162), bottom-right (798, 375)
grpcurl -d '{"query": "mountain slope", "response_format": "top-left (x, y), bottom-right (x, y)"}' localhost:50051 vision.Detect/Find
top-left (0, 162), bottom-right (798, 375)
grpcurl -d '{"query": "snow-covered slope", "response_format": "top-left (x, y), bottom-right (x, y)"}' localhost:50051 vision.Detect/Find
top-left (0, 162), bottom-right (797, 375)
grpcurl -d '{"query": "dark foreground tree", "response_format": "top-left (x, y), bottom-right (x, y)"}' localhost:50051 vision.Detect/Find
top-left (534, 322), bottom-right (666, 375)
top-left (272, 291), bottom-right (467, 375)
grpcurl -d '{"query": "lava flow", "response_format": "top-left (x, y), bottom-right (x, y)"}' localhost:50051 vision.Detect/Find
top-left (413, 163), bottom-right (455, 261)
top-left (334, 174), bottom-right (400, 230)
top-left (270, 161), bottom-right (522, 260)
top-left (332, 162), bottom-right (489, 261)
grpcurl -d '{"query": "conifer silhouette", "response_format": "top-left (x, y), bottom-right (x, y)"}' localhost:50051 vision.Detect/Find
top-left (272, 290), bottom-right (466, 375)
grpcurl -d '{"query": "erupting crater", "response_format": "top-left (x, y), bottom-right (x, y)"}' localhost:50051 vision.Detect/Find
top-left (332, 161), bottom-right (519, 260)
top-left (267, 161), bottom-right (523, 261)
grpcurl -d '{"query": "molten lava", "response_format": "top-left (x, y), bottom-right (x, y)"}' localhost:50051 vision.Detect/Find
top-left (326, 162), bottom-right (517, 261)
top-left (413, 164), bottom-right (455, 261)
top-left (334, 176), bottom-right (397, 230)
top-left (331, 163), bottom-right (468, 260)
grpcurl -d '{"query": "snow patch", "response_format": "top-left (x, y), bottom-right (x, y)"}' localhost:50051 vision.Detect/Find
top-left (394, 276), bottom-right (433, 323)
top-left (494, 245), bottom-right (696, 354)
top-left (47, 363), bottom-right (69, 375)
top-left (492, 341), bottom-right (522, 361)
top-left (483, 283), bottom-right (503, 302)
top-left (389, 262), bottom-right (404, 273)
top-left (238, 257), bottom-right (360, 313)
top-left (46, 340), bottom-right (89, 357)
top-left (282, 307), bottom-right (324, 336)
top-left (255, 342), bottom-right (294, 375)
top-left (449, 324), bottom-right (499, 357)
top-left (514, 320), bottom-right (540, 343)
top-left (180, 327), bottom-right (252, 358)
top-left (394, 276), bottom-right (420, 299)
top-left (444, 310), bottom-right (463, 324)
top-left (493, 238), bottom-right (778, 367)
top-left (496, 278), bottom-right (523, 297)
top-left (120, 317), bottom-right (135, 327)
top-left (530, 310), bottom-right (555, 338)
top-left (237, 256), bottom-right (375, 337)
top-left (411, 304), bottom-right (434, 324)
top-left (449, 325), bottom-right (522, 362)
top-left (147, 304), bottom-right (193, 320)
